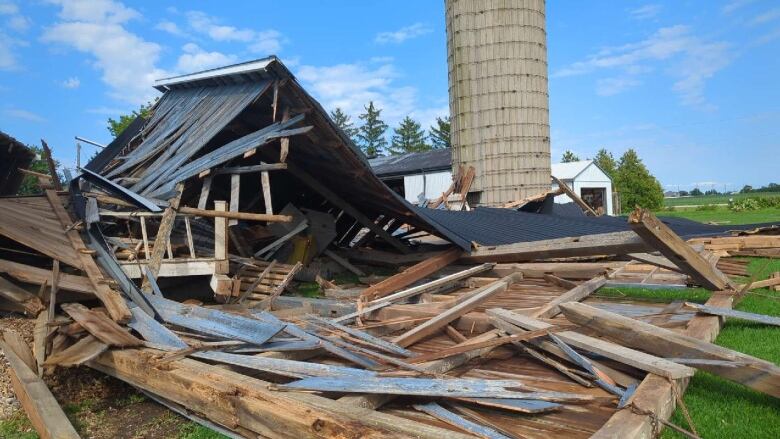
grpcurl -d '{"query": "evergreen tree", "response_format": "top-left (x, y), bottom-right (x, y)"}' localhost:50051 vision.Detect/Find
top-left (329, 107), bottom-right (359, 143)
top-left (593, 148), bottom-right (617, 178)
top-left (389, 116), bottom-right (429, 155)
top-left (356, 101), bottom-right (388, 157)
top-left (428, 116), bottom-right (451, 149)
top-left (107, 101), bottom-right (155, 138)
top-left (561, 150), bottom-right (580, 163)
top-left (690, 188), bottom-right (703, 196)
top-left (613, 149), bottom-right (664, 211)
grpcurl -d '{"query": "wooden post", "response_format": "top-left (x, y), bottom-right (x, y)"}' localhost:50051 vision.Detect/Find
top-left (229, 174), bottom-right (240, 227)
top-left (552, 175), bottom-right (597, 216)
top-left (40, 139), bottom-right (62, 191)
top-left (628, 208), bottom-right (733, 290)
top-left (261, 165), bottom-right (273, 215)
top-left (198, 175), bottom-right (212, 210)
top-left (214, 200), bottom-right (229, 274)
top-left (141, 184), bottom-right (183, 292)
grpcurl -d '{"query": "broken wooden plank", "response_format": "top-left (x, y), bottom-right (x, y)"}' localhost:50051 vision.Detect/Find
top-left (361, 247), bottom-right (462, 301)
top-left (3, 330), bottom-right (37, 373)
top-left (261, 165), bottom-right (273, 215)
top-left (40, 139), bottom-right (62, 191)
top-left (392, 273), bottom-right (522, 347)
top-left (533, 275), bottom-right (607, 319)
top-left (32, 311), bottom-right (48, 376)
top-left (0, 339), bottom-right (80, 439)
top-left (278, 376), bottom-right (594, 401)
top-left (60, 303), bottom-right (142, 347)
top-left (178, 206), bottom-right (292, 222)
top-left (45, 190), bottom-right (132, 322)
top-left (307, 315), bottom-right (414, 357)
top-left (559, 302), bottom-right (780, 397)
top-left (0, 276), bottom-right (45, 315)
top-left (0, 259), bottom-right (93, 295)
top-left (197, 175), bottom-right (212, 210)
top-left (684, 302), bottom-right (780, 327)
top-left (487, 308), bottom-right (694, 380)
top-left (628, 208), bottom-right (733, 290)
top-left (44, 335), bottom-right (108, 367)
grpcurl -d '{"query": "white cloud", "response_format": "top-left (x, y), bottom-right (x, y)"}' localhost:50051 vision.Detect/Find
top-left (295, 60), bottom-right (447, 131)
top-left (86, 106), bottom-right (130, 115)
top-left (185, 11), bottom-right (283, 54)
top-left (751, 8), bottom-right (780, 26)
top-left (4, 108), bottom-right (46, 122)
top-left (596, 77), bottom-right (641, 96)
top-left (630, 4), bottom-right (662, 20)
top-left (176, 43), bottom-right (237, 73)
top-left (61, 76), bottom-right (80, 88)
top-left (0, 34), bottom-right (17, 70)
top-left (156, 20), bottom-right (188, 37)
top-left (554, 25), bottom-right (732, 109)
top-left (722, 0), bottom-right (757, 15)
top-left (42, 0), bottom-right (168, 105)
top-left (1, 1), bottom-right (30, 32)
top-left (375, 23), bottom-right (432, 44)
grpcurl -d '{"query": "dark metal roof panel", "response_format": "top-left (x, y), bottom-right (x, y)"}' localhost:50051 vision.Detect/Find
top-left (369, 149), bottom-right (452, 177)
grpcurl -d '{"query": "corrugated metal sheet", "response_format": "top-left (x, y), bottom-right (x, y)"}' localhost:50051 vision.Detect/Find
top-left (369, 149), bottom-right (451, 177)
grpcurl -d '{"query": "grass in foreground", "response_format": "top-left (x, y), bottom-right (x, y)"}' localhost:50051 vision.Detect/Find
top-left (602, 257), bottom-right (780, 439)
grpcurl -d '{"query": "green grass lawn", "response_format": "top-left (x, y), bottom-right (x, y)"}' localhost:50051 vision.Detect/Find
top-left (663, 192), bottom-right (780, 207)
top-left (599, 257), bottom-right (780, 439)
top-left (657, 206), bottom-right (780, 225)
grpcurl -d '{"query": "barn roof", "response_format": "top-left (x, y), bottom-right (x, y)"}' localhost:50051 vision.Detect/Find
top-left (550, 160), bottom-right (596, 180)
top-left (369, 149), bottom-right (452, 178)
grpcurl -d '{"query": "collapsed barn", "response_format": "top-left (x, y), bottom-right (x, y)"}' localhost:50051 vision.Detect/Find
top-left (1, 57), bottom-right (780, 439)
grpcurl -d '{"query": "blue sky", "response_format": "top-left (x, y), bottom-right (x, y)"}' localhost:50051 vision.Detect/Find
top-left (0, 1), bottom-right (778, 192)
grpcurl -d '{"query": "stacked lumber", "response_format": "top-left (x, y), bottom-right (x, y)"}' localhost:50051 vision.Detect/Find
top-left (689, 235), bottom-right (780, 257)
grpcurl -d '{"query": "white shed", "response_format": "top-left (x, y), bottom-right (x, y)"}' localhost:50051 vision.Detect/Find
top-left (551, 160), bottom-right (614, 215)
top-left (369, 149), bottom-right (453, 204)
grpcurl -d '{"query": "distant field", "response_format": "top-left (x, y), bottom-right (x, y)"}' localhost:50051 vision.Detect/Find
top-left (657, 206), bottom-right (780, 225)
top-left (663, 192), bottom-right (780, 207)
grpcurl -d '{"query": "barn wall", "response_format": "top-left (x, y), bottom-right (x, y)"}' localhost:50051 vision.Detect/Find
top-left (403, 171), bottom-right (453, 203)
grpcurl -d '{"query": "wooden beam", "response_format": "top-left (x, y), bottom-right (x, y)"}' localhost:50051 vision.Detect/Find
top-left (684, 302), bottom-right (780, 327)
top-left (287, 163), bottom-right (410, 254)
top-left (552, 175), bottom-right (597, 216)
top-left (559, 301), bottom-right (780, 397)
top-left (532, 275), bottom-right (606, 319)
top-left (179, 206), bottom-right (291, 222)
top-left (0, 339), bottom-right (79, 439)
top-left (3, 330), bottom-right (37, 373)
top-left (628, 208), bottom-right (733, 290)
top-left (197, 175), bottom-right (212, 210)
top-left (45, 190), bottom-right (131, 323)
top-left (392, 273), bottom-right (522, 347)
top-left (488, 308), bottom-right (694, 380)
top-left (229, 174), bottom-right (240, 227)
top-left (0, 276), bottom-right (45, 315)
top-left (89, 348), bottom-right (472, 439)
top-left (261, 165), bottom-right (273, 215)
top-left (142, 184), bottom-right (183, 292)
top-left (40, 139), bottom-right (62, 191)
top-left (212, 163), bottom-right (287, 175)
top-left (464, 231), bottom-right (648, 263)
top-left (360, 247), bottom-right (462, 302)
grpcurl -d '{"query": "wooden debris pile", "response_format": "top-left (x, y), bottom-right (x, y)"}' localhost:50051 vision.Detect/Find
top-left (0, 58), bottom-right (778, 438)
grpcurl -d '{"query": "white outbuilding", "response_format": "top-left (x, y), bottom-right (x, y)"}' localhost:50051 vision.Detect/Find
top-left (551, 160), bottom-right (614, 215)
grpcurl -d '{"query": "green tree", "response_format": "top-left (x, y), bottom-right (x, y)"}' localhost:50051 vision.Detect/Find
top-left (561, 150), bottom-right (580, 163)
top-left (389, 116), bottom-right (429, 155)
top-left (613, 149), bottom-right (664, 211)
top-left (690, 188), bottom-right (703, 196)
top-left (740, 185), bottom-right (753, 193)
top-left (330, 107), bottom-right (359, 143)
top-left (17, 145), bottom-right (64, 195)
top-left (593, 148), bottom-right (617, 178)
top-left (356, 101), bottom-right (388, 158)
top-left (107, 101), bottom-right (154, 138)
top-left (428, 116), bottom-right (451, 149)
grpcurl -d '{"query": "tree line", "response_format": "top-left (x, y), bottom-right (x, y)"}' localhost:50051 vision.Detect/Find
top-left (560, 148), bottom-right (664, 211)
top-left (330, 101), bottom-right (451, 158)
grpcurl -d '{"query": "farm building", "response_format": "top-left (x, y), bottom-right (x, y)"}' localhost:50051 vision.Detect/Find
top-left (551, 160), bottom-right (614, 215)
top-left (371, 152), bottom-right (615, 215)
